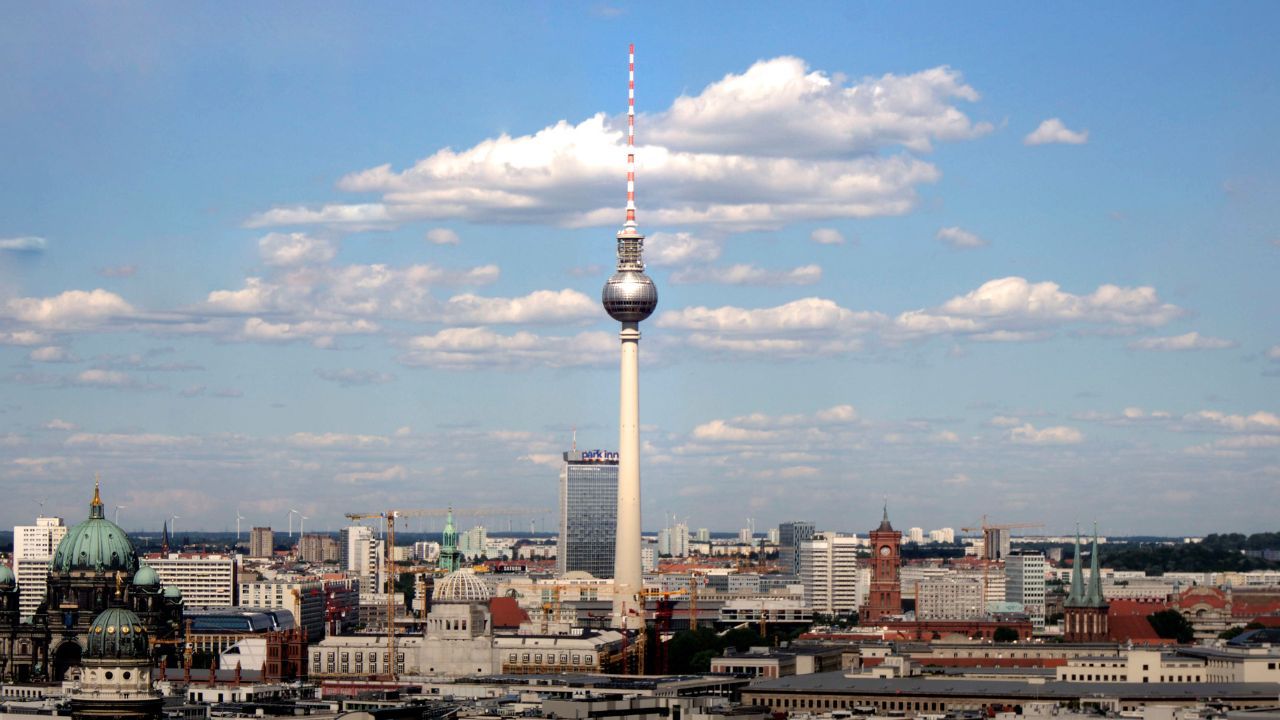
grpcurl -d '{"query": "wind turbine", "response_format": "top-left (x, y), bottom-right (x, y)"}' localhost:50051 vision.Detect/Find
top-left (114, 505), bottom-right (126, 525)
top-left (236, 509), bottom-right (246, 542)
top-left (288, 509), bottom-right (299, 537)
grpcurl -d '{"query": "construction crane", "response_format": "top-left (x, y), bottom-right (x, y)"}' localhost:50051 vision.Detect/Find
top-left (344, 505), bottom-right (552, 681)
top-left (959, 515), bottom-right (1045, 603)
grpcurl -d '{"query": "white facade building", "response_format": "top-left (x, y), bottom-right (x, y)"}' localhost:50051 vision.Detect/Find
top-left (144, 553), bottom-right (239, 607)
top-left (238, 578), bottom-right (325, 641)
top-left (1005, 550), bottom-right (1047, 629)
top-left (800, 532), bottom-right (861, 615)
top-left (917, 577), bottom-right (984, 620)
top-left (12, 517), bottom-right (67, 621)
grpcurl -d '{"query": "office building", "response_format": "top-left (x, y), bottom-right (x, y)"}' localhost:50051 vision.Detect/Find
top-left (238, 578), bottom-right (325, 641)
top-left (556, 448), bottom-right (618, 578)
top-left (907, 527), bottom-right (925, 544)
top-left (340, 524), bottom-right (384, 590)
top-left (1005, 549), bottom-right (1047, 630)
top-left (300, 533), bottom-right (340, 563)
top-left (249, 527), bottom-right (274, 558)
top-left (800, 532), bottom-right (861, 615)
top-left (12, 516), bottom-right (67, 621)
top-left (144, 552), bottom-right (239, 607)
top-left (917, 577), bottom-right (985, 620)
top-left (779, 521), bottom-right (816, 577)
top-left (459, 525), bottom-right (488, 560)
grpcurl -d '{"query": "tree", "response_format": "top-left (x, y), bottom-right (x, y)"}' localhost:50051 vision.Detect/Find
top-left (993, 627), bottom-right (1020, 643)
top-left (1147, 609), bottom-right (1195, 643)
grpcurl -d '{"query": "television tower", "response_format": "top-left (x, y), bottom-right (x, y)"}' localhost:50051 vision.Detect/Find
top-left (602, 43), bottom-right (657, 631)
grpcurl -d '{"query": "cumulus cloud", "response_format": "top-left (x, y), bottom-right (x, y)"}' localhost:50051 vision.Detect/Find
top-left (644, 232), bottom-right (722, 267)
top-left (336, 464), bottom-right (408, 484)
top-left (810, 228), bottom-right (846, 245)
top-left (441, 289), bottom-right (598, 325)
top-left (1008, 423), bottom-right (1084, 445)
top-left (658, 297), bottom-right (882, 335)
top-left (893, 277), bottom-right (1182, 341)
top-left (936, 226), bottom-right (988, 249)
top-left (0, 330), bottom-right (51, 346)
top-left (0, 236), bottom-right (47, 253)
top-left (426, 228), bottom-right (460, 245)
top-left (1182, 410), bottom-right (1280, 434)
top-left (1024, 118), bottom-right (1089, 146)
top-left (315, 368), bottom-right (397, 387)
top-left (399, 328), bottom-right (615, 369)
top-left (248, 58), bottom-right (989, 231)
top-left (45, 418), bottom-right (77, 431)
top-left (286, 432), bottom-right (391, 449)
top-left (4, 289), bottom-right (136, 330)
top-left (28, 346), bottom-right (78, 363)
top-left (258, 232), bottom-right (337, 266)
top-left (1128, 331), bottom-right (1236, 351)
top-left (670, 263), bottom-right (822, 286)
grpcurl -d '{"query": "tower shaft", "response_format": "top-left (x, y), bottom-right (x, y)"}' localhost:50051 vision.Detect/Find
top-left (612, 323), bottom-right (644, 629)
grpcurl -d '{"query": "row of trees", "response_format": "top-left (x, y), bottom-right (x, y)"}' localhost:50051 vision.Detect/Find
top-left (1101, 532), bottom-right (1280, 574)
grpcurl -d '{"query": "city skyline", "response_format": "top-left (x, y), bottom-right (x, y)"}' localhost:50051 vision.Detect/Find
top-left (1, 4), bottom-right (1278, 535)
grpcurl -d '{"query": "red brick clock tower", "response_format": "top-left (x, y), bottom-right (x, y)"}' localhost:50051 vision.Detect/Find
top-left (860, 506), bottom-right (902, 624)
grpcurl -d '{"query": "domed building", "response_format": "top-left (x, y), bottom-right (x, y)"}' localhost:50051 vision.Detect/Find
top-left (0, 481), bottom-right (183, 682)
top-left (69, 607), bottom-right (163, 720)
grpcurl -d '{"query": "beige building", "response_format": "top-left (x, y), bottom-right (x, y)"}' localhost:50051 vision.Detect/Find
top-left (12, 517), bottom-right (67, 621)
top-left (144, 552), bottom-right (239, 607)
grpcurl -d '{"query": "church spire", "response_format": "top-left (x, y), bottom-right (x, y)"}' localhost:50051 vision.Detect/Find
top-left (1085, 523), bottom-right (1106, 607)
top-left (89, 472), bottom-right (105, 519)
top-left (1067, 526), bottom-right (1084, 606)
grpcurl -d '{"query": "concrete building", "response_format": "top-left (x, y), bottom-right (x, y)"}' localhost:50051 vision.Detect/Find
top-left (238, 578), bottom-right (325, 641)
top-left (249, 527), bottom-right (274, 558)
top-left (11, 516), bottom-right (67, 621)
top-left (1055, 649), bottom-right (1206, 683)
top-left (144, 552), bottom-right (239, 607)
top-left (1005, 549), bottom-right (1047, 630)
top-left (907, 527), bottom-right (925, 544)
top-left (459, 525), bottom-right (488, 560)
top-left (658, 522), bottom-right (689, 558)
top-left (916, 577), bottom-right (985, 620)
top-left (778, 521), bottom-right (815, 577)
top-left (339, 525), bottom-right (384, 591)
top-left (800, 532), bottom-right (861, 616)
top-left (557, 448), bottom-right (618, 579)
top-left (299, 534), bottom-right (339, 563)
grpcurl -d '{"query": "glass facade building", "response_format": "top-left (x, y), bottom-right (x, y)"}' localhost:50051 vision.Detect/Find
top-left (557, 450), bottom-right (618, 578)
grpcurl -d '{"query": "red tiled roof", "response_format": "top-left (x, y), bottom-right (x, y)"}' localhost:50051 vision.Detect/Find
top-left (489, 596), bottom-right (530, 629)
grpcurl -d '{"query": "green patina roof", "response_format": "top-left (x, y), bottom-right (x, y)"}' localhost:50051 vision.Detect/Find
top-left (0, 564), bottom-right (15, 587)
top-left (133, 564), bottom-right (160, 587)
top-left (50, 482), bottom-right (139, 574)
top-left (86, 607), bottom-right (149, 659)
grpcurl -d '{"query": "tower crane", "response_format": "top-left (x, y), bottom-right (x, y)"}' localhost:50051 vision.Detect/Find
top-left (959, 515), bottom-right (1045, 603)
top-left (344, 505), bottom-right (551, 681)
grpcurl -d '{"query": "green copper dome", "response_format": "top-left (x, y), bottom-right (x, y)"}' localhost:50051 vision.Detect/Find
top-left (133, 564), bottom-right (159, 588)
top-left (0, 564), bottom-right (14, 588)
top-left (86, 607), bottom-right (149, 659)
top-left (50, 482), bottom-right (138, 574)
top-left (162, 585), bottom-right (182, 600)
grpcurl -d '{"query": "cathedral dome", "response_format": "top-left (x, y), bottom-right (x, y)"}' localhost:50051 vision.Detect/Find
top-left (432, 569), bottom-right (491, 603)
top-left (133, 564), bottom-right (159, 588)
top-left (86, 607), bottom-right (149, 659)
top-left (51, 484), bottom-right (138, 575)
top-left (162, 585), bottom-right (182, 601)
top-left (0, 564), bottom-right (14, 588)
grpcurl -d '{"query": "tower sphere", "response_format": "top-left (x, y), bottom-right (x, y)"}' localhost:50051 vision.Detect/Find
top-left (602, 271), bottom-right (658, 323)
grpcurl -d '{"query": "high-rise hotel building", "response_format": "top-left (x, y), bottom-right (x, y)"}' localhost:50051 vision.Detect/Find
top-left (557, 449), bottom-right (618, 579)
top-left (12, 516), bottom-right (68, 621)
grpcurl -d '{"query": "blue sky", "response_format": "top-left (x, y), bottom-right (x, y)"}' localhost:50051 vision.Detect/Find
top-left (1, 2), bottom-right (1277, 537)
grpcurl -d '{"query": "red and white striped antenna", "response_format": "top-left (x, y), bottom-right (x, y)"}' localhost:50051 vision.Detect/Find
top-left (624, 43), bottom-right (637, 231)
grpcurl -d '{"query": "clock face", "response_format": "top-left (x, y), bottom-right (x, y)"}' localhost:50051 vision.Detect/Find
top-left (879, 545), bottom-right (891, 557)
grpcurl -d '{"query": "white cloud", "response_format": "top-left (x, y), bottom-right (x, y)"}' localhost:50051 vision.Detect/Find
top-left (0, 330), bottom-right (51, 346)
top-left (72, 369), bottom-right (132, 387)
top-left (335, 464), bottom-right (408, 484)
top-left (809, 228), bottom-right (846, 245)
top-left (0, 236), bottom-right (47, 253)
top-left (248, 58), bottom-right (989, 231)
top-left (286, 432), bottom-right (391, 449)
top-left (1024, 118), bottom-right (1089, 146)
top-left (1183, 410), bottom-right (1280, 433)
top-left (45, 419), bottom-right (77, 431)
top-left (1265, 345), bottom-right (1280, 361)
top-left (258, 232), bottom-right (337, 267)
top-left (240, 317), bottom-right (379, 344)
top-left (670, 263), bottom-right (822, 286)
top-left (65, 432), bottom-right (197, 448)
top-left (893, 277), bottom-right (1182, 340)
top-left (5, 289), bottom-right (135, 330)
top-left (426, 228), bottom-right (461, 245)
top-left (936, 226), bottom-right (988, 249)
top-left (441, 289), bottom-right (598, 325)
top-left (28, 346), bottom-right (78, 363)
top-left (644, 232), bottom-right (721, 267)
top-left (400, 328), bottom-right (615, 369)
top-left (1128, 332), bottom-right (1236, 351)
top-left (943, 473), bottom-right (971, 486)
top-left (658, 297), bottom-right (882, 335)
top-left (1008, 423), bottom-right (1084, 445)
top-left (315, 368), bottom-right (397, 387)
top-left (989, 416), bottom-right (1022, 427)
